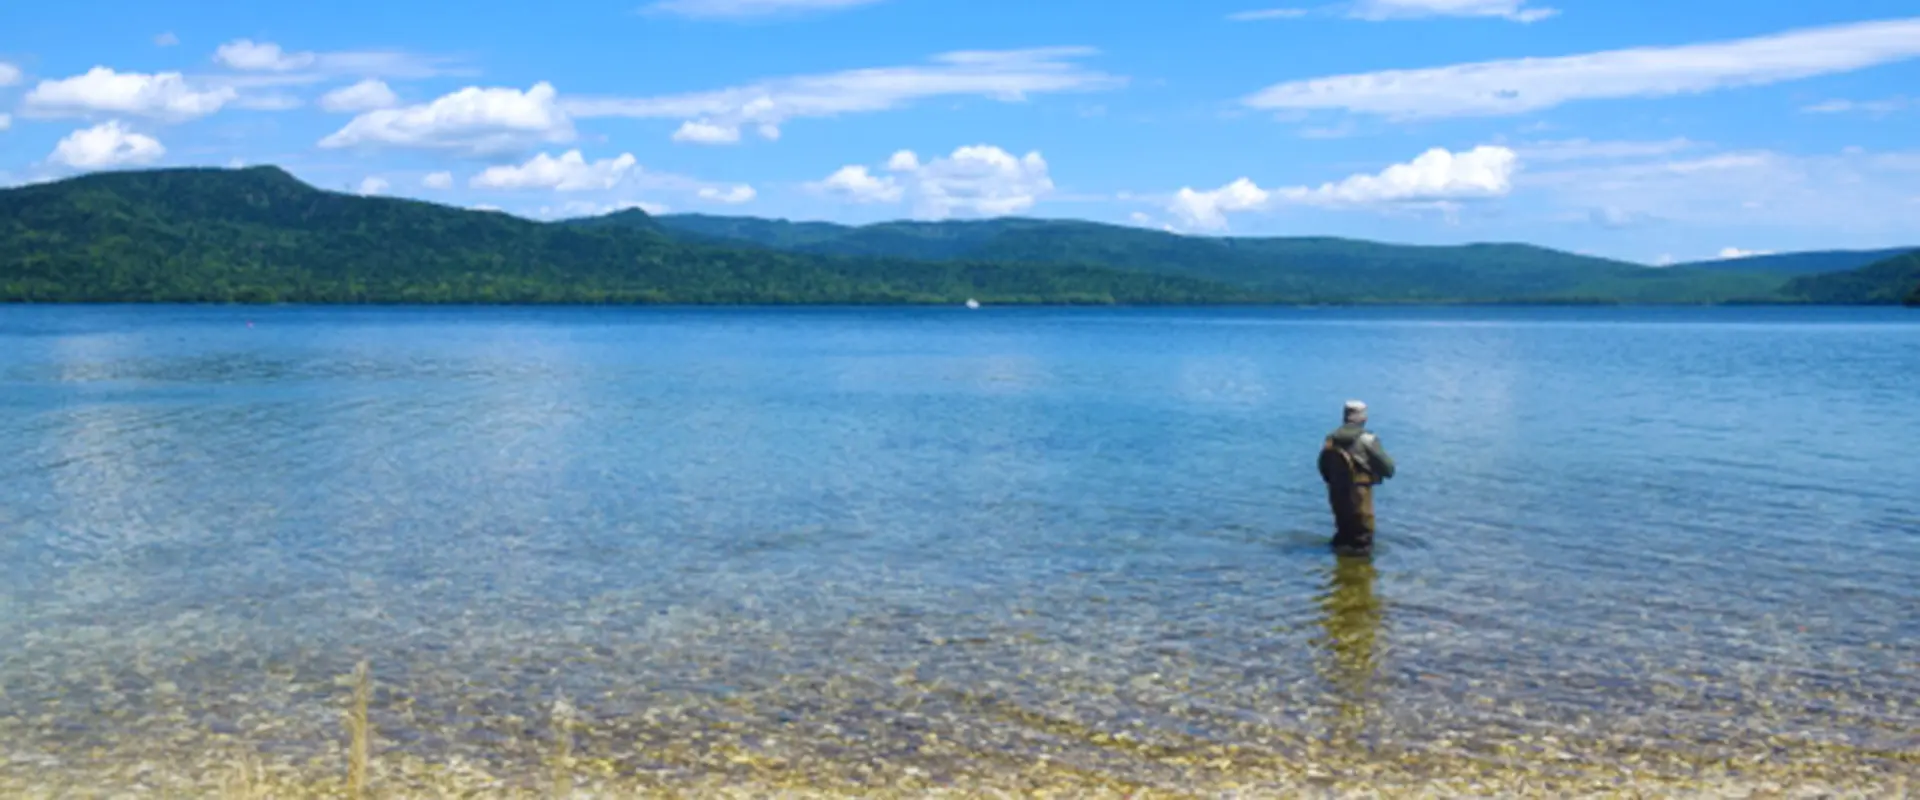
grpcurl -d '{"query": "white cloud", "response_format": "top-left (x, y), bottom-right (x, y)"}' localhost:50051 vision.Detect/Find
top-left (1587, 206), bottom-right (1658, 229)
top-left (155, 32), bottom-right (180, 47)
top-left (233, 92), bottom-right (303, 111)
top-left (320, 83), bottom-right (575, 155)
top-left (320, 79), bottom-right (400, 113)
top-left (471, 149), bottom-right (639, 191)
top-left (215, 39), bottom-right (318, 72)
top-left (563, 47), bottom-right (1121, 142)
top-left (1717, 247), bottom-right (1774, 260)
top-left (1244, 17), bottom-right (1920, 119)
top-left (1516, 138), bottom-right (1699, 163)
top-left (886, 150), bottom-right (920, 171)
top-left (1228, 8), bottom-right (1310, 20)
top-left (0, 63), bottom-right (22, 87)
top-left (1169, 146), bottom-right (1518, 230)
top-left (24, 68), bottom-right (238, 122)
top-left (811, 165), bottom-right (901, 203)
top-left (49, 121), bottom-right (166, 169)
top-left (199, 42), bottom-right (468, 92)
top-left (672, 120), bottom-right (742, 144)
top-left (1801, 96), bottom-right (1910, 115)
top-left (812, 145), bottom-right (1055, 219)
top-left (698, 185), bottom-right (757, 204)
top-left (420, 171), bottom-right (454, 190)
top-left (645, 0), bottom-right (888, 18)
top-left (1229, 1), bottom-right (1552, 22)
top-left (1523, 145), bottom-right (1920, 236)
top-left (1171, 179), bottom-right (1273, 231)
top-left (358, 176), bottom-right (390, 196)
top-left (1349, 0), bottom-right (1556, 23)
top-left (0, 114), bottom-right (10, 131)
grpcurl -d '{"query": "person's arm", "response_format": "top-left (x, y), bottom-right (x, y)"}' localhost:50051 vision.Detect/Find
top-left (1362, 433), bottom-right (1395, 480)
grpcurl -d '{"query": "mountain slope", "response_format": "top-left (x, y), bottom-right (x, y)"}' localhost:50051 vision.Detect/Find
top-left (1781, 251), bottom-right (1920, 305)
top-left (1674, 248), bottom-right (1919, 275)
top-left (0, 167), bottom-right (1263, 305)
top-left (643, 213), bottom-right (1794, 304)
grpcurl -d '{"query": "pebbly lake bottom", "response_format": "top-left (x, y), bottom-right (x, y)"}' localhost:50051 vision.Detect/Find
top-left (1, 305), bottom-right (1916, 796)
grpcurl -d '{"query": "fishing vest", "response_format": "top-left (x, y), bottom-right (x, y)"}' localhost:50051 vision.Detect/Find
top-left (1318, 436), bottom-right (1376, 487)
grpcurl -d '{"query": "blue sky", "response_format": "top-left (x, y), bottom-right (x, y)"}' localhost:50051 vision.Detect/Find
top-left (2, 0), bottom-right (1917, 265)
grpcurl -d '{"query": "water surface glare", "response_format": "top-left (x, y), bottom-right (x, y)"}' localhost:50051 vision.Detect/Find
top-left (2, 306), bottom-right (1916, 793)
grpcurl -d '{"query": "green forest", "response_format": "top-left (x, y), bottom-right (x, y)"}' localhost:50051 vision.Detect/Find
top-left (2, 166), bottom-right (1914, 306)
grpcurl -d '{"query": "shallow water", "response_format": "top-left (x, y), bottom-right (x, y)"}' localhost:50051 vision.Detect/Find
top-left (1, 305), bottom-right (1916, 791)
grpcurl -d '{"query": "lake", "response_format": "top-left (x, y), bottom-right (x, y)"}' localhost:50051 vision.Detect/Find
top-left (1, 305), bottom-right (1915, 795)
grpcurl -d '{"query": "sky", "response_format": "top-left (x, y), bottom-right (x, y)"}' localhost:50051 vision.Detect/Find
top-left (2, 0), bottom-right (1918, 265)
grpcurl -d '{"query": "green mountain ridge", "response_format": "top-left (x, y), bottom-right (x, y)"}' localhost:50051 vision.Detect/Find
top-left (0, 166), bottom-right (1909, 306)
top-left (1673, 248), bottom-right (1919, 275)
top-left (636, 213), bottom-right (1795, 304)
top-left (1780, 251), bottom-right (1920, 305)
top-left (0, 167), bottom-right (1262, 305)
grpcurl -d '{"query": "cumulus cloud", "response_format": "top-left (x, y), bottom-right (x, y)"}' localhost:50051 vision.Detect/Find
top-left (0, 63), bottom-right (21, 87)
top-left (320, 79), bottom-right (400, 113)
top-left (0, 114), bottom-right (10, 131)
top-left (564, 47), bottom-right (1121, 143)
top-left (698, 185), bottom-right (758, 204)
top-left (1170, 146), bottom-right (1518, 230)
top-left (1170, 180), bottom-right (1273, 231)
top-left (24, 68), bottom-right (238, 122)
top-left (49, 121), bottom-right (166, 169)
top-left (155, 32), bottom-right (180, 47)
top-left (812, 166), bottom-right (901, 204)
top-left (216, 39), bottom-right (317, 71)
top-left (422, 171), bottom-right (454, 189)
top-left (1244, 17), bottom-right (1920, 119)
top-left (320, 83), bottom-right (575, 155)
top-left (811, 145), bottom-right (1055, 219)
top-left (672, 120), bottom-right (742, 144)
top-left (1716, 247), bottom-right (1774, 259)
top-left (644, 0), bottom-right (888, 18)
top-left (471, 149), bottom-right (638, 191)
top-left (358, 176), bottom-right (390, 196)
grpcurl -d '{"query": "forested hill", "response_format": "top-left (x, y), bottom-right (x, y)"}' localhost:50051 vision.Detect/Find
top-left (1672, 248), bottom-right (1918, 275)
top-left (1781, 251), bottom-right (1920, 305)
top-left (0, 166), bottom-right (1901, 306)
top-left (0, 167), bottom-right (1262, 305)
top-left (639, 214), bottom-right (1794, 304)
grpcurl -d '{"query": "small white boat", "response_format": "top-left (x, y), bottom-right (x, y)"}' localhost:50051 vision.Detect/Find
top-left (965, 298), bottom-right (981, 310)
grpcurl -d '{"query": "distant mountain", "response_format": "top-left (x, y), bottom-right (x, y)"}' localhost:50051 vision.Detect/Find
top-left (641, 214), bottom-right (1794, 304)
top-left (0, 168), bottom-right (1260, 305)
top-left (1674, 248), bottom-right (1919, 275)
top-left (1782, 251), bottom-right (1920, 305)
top-left (0, 166), bottom-right (1894, 306)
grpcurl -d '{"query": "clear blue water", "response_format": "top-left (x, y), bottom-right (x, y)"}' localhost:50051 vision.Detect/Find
top-left (2, 305), bottom-right (1915, 783)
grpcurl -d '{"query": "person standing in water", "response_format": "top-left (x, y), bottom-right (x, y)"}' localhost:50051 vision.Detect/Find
top-left (1319, 400), bottom-right (1396, 554)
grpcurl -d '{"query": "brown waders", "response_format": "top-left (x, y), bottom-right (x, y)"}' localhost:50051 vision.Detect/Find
top-left (1327, 482), bottom-right (1376, 553)
top-left (1320, 437), bottom-right (1377, 553)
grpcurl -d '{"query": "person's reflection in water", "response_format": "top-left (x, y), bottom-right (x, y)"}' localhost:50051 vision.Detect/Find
top-left (1313, 554), bottom-right (1384, 751)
